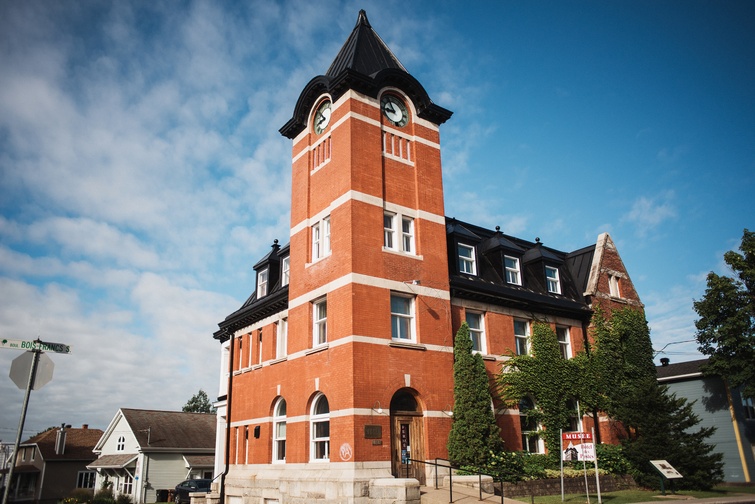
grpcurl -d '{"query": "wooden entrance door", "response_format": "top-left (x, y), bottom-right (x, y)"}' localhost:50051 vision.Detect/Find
top-left (391, 414), bottom-right (425, 484)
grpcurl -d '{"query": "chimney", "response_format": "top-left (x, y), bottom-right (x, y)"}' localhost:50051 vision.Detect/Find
top-left (55, 423), bottom-right (67, 455)
top-left (82, 424), bottom-right (89, 430)
top-left (660, 357), bottom-right (670, 367)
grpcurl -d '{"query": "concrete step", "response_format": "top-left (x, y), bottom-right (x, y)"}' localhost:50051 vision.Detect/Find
top-left (419, 483), bottom-right (518, 503)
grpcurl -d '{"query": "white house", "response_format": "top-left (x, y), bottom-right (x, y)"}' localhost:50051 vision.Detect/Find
top-left (88, 409), bottom-right (216, 503)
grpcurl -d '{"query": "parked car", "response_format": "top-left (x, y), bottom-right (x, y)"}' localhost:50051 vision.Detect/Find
top-left (174, 479), bottom-right (211, 504)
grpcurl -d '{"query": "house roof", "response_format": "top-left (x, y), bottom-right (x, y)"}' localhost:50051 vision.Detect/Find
top-left (120, 409), bottom-right (216, 450)
top-left (656, 358), bottom-right (708, 381)
top-left (183, 455), bottom-right (215, 468)
top-left (21, 426), bottom-right (103, 462)
top-left (87, 453), bottom-right (138, 469)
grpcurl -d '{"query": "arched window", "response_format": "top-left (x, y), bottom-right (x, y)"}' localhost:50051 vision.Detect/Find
top-left (273, 398), bottom-right (287, 463)
top-left (310, 394), bottom-right (330, 461)
top-left (519, 397), bottom-right (543, 453)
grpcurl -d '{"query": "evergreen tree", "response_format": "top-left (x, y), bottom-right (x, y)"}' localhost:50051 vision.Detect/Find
top-left (447, 322), bottom-right (503, 468)
top-left (183, 389), bottom-right (215, 413)
top-left (693, 228), bottom-right (755, 399)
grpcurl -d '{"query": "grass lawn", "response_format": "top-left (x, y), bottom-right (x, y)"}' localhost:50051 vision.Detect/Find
top-left (513, 486), bottom-right (753, 504)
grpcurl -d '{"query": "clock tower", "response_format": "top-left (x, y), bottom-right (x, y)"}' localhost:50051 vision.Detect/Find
top-left (278, 8), bottom-right (454, 485)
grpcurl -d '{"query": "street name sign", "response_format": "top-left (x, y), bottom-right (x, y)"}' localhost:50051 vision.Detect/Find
top-left (1, 338), bottom-right (72, 354)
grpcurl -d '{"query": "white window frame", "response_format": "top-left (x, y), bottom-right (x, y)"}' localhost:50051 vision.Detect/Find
top-left (556, 326), bottom-right (571, 359)
top-left (116, 436), bottom-right (125, 452)
top-left (77, 471), bottom-right (96, 489)
top-left (504, 255), bottom-right (521, 285)
top-left (609, 275), bottom-right (622, 298)
top-left (514, 319), bottom-right (530, 355)
top-left (519, 397), bottom-right (544, 454)
top-left (545, 266), bottom-right (561, 294)
top-left (311, 217), bottom-right (331, 261)
top-left (566, 398), bottom-right (583, 432)
top-left (281, 256), bottom-right (290, 286)
top-left (390, 293), bottom-right (415, 342)
top-left (313, 299), bottom-right (327, 346)
top-left (273, 398), bottom-right (287, 463)
top-left (257, 268), bottom-right (268, 298)
top-left (384, 212), bottom-right (396, 249)
top-left (257, 331), bottom-right (263, 365)
top-left (458, 243), bottom-right (476, 275)
top-left (466, 312), bottom-right (486, 354)
top-left (276, 318), bottom-right (287, 359)
top-left (310, 394), bottom-right (330, 461)
top-left (383, 211), bottom-right (415, 255)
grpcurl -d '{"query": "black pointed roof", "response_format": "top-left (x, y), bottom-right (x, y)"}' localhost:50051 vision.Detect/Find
top-left (326, 10), bottom-right (407, 78)
top-left (280, 10), bottom-right (452, 138)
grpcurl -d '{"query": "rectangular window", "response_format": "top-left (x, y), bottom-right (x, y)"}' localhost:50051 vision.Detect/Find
top-left (545, 266), bottom-right (560, 294)
top-left (609, 275), bottom-right (621, 298)
top-left (384, 212), bottom-right (395, 249)
top-left (276, 318), bottom-right (287, 359)
top-left (258, 268), bottom-right (268, 298)
top-left (390, 294), bottom-right (415, 341)
top-left (514, 320), bottom-right (529, 355)
top-left (311, 419), bottom-right (330, 460)
top-left (504, 256), bottom-right (521, 285)
top-left (742, 396), bottom-right (755, 420)
top-left (401, 217), bottom-right (414, 253)
top-left (258, 332), bottom-right (263, 365)
top-left (458, 244), bottom-right (476, 275)
top-left (281, 256), bottom-right (290, 286)
top-left (556, 326), bottom-right (571, 359)
top-left (77, 471), bottom-right (96, 489)
top-left (312, 218), bottom-right (331, 261)
top-left (466, 312), bottom-right (485, 353)
top-left (313, 299), bottom-right (327, 346)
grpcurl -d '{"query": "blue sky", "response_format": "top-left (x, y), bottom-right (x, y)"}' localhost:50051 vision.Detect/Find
top-left (1, 0), bottom-right (753, 439)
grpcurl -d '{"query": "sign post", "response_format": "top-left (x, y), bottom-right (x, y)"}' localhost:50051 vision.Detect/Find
top-left (1, 338), bottom-right (72, 504)
top-left (650, 460), bottom-right (683, 495)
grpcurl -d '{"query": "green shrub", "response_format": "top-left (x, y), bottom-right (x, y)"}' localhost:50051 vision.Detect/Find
top-left (92, 487), bottom-right (115, 504)
top-left (66, 488), bottom-right (94, 504)
top-left (115, 494), bottom-right (132, 504)
top-left (594, 443), bottom-right (631, 474)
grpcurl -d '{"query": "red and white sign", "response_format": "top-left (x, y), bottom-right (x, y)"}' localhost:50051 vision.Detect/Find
top-left (562, 431), bottom-right (595, 461)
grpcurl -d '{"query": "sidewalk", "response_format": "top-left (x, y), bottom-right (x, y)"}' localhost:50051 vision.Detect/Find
top-left (419, 485), bottom-right (755, 504)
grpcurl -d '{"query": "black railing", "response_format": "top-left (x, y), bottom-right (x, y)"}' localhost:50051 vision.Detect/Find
top-left (403, 457), bottom-right (505, 503)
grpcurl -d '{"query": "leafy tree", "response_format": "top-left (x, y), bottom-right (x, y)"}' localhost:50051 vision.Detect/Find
top-left (447, 322), bottom-right (503, 468)
top-left (498, 322), bottom-right (576, 456)
top-left (693, 228), bottom-right (755, 399)
top-left (183, 389), bottom-right (215, 414)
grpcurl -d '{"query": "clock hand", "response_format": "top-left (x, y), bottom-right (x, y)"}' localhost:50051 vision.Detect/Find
top-left (385, 102), bottom-right (396, 114)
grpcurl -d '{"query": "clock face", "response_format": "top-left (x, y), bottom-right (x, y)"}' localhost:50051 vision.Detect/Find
top-left (314, 100), bottom-right (332, 134)
top-left (381, 95), bottom-right (408, 127)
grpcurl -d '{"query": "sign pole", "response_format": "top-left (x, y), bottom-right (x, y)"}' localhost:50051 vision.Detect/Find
top-left (560, 429), bottom-right (564, 502)
top-left (1, 347), bottom-right (40, 504)
top-left (592, 427), bottom-right (602, 504)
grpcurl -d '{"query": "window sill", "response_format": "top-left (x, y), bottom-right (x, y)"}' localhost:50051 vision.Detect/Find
top-left (381, 247), bottom-right (423, 260)
top-left (306, 344), bottom-right (329, 356)
top-left (389, 341), bottom-right (426, 351)
top-left (270, 357), bottom-right (287, 365)
top-left (609, 296), bottom-right (628, 304)
top-left (251, 364), bottom-right (262, 371)
top-left (481, 355), bottom-right (497, 362)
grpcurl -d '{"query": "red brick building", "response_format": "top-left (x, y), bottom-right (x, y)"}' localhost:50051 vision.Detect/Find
top-left (212, 10), bottom-right (642, 503)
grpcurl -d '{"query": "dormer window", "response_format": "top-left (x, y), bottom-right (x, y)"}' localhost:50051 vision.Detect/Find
top-left (257, 268), bottom-right (269, 298)
top-left (545, 266), bottom-right (560, 294)
top-left (504, 256), bottom-right (521, 285)
top-left (458, 244), bottom-right (476, 275)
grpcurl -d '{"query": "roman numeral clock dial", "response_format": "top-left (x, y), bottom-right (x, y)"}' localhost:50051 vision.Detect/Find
top-left (381, 95), bottom-right (408, 127)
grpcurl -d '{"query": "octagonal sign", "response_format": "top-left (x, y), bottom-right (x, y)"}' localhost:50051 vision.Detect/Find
top-left (10, 351), bottom-right (54, 390)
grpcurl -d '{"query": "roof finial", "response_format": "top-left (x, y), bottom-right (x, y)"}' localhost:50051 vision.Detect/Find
top-left (495, 226), bottom-right (501, 233)
top-left (356, 9), bottom-right (371, 28)
top-left (535, 237), bottom-right (541, 244)
top-left (272, 239), bottom-right (279, 248)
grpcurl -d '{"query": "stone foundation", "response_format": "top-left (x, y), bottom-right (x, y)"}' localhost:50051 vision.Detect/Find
top-left (197, 462), bottom-right (420, 504)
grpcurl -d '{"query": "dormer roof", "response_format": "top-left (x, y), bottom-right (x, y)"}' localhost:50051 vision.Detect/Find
top-left (522, 240), bottom-right (564, 265)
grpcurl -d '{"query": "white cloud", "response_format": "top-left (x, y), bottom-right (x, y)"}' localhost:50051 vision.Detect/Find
top-left (622, 191), bottom-right (677, 237)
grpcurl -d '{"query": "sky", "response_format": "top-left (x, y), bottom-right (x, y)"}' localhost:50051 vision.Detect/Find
top-left (1, 0), bottom-right (753, 441)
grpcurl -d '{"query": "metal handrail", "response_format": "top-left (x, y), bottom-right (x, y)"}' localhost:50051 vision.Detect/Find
top-left (403, 457), bottom-right (505, 503)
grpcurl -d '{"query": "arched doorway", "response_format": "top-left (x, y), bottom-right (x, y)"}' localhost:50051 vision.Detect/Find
top-left (390, 389), bottom-right (425, 484)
